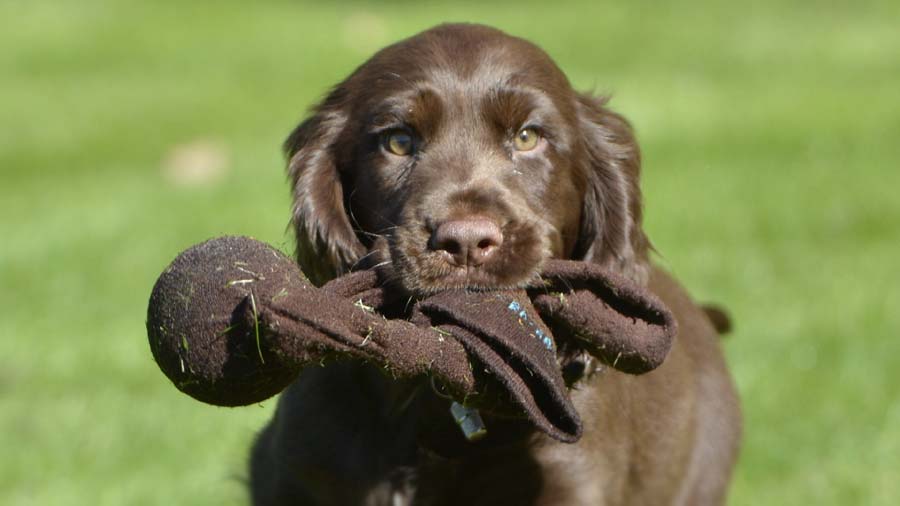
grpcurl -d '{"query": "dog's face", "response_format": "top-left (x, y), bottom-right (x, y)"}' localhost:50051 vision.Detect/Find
top-left (287, 24), bottom-right (648, 293)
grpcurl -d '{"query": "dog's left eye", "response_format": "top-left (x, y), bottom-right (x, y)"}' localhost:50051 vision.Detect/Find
top-left (382, 130), bottom-right (414, 156)
top-left (513, 127), bottom-right (541, 152)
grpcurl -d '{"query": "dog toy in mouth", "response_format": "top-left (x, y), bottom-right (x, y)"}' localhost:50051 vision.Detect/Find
top-left (146, 236), bottom-right (676, 443)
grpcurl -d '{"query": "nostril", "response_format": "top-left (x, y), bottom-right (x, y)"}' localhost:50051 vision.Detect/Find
top-left (477, 238), bottom-right (496, 250)
top-left (438, 238), bottom-right (462, 255)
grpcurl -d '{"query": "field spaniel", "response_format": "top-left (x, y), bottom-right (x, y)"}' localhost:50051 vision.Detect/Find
top-left (249, 23), bottom-right (741, 506)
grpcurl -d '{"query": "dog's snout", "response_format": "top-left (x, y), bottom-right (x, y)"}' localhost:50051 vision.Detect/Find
top-left (430, 218), bottom-right (503, 267)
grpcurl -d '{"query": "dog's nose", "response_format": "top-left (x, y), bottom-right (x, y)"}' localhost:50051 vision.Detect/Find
top-left (430, 218), bottom-right (503, 267)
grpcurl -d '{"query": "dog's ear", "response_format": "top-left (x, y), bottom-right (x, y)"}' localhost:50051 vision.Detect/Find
top-left (572, 94), bottom-right (650, 284)
top-left (285, 100), bottom-right (365, 286)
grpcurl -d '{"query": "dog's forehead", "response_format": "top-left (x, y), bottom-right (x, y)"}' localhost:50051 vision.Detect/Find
top-left (350, 24), bottom-right (573, 105)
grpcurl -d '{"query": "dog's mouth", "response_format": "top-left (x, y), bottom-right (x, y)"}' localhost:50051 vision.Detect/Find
top-left (373, 219), bottom-right (553, 296)
top-left (405, 256), bottom-right (536, 292)
top-left (359, 220), bottom-right (596, 378)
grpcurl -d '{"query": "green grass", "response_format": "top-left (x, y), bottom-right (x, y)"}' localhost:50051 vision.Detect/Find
top-left (2, 0), bottom-right (899, 504)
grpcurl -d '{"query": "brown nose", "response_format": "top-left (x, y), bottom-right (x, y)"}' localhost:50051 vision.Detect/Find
top-left (430, 218), bottom-right (503, 267)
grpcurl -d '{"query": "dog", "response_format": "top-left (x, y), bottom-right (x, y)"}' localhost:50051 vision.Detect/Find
top-left (249, 23), bottom-right (741, 505)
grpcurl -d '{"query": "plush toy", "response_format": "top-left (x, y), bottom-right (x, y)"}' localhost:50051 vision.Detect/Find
top-left (146, 236), bottom-right (676, 443)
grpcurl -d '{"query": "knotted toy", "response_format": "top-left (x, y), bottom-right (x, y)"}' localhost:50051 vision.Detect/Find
top-left (146, 236), bottom-right (676, 443)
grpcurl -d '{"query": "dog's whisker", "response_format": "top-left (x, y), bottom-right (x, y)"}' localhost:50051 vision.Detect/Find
top-left (350, 249), bottom-right (383, 270)
top-left (356, 230), bottom-right (386, 239)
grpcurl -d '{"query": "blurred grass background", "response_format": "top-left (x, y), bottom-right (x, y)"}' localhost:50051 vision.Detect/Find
top-left (2, 0), bottom-right (899, 504)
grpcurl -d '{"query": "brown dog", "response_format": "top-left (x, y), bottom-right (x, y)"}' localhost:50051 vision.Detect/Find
top-left (249, 24), bottom-right (741, 505)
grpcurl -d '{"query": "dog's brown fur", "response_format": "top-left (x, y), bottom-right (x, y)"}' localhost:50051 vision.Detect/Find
top-left (249, 24), bottom-right (741, 505)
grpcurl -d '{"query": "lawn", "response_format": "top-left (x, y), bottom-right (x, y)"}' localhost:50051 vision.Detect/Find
top-left (2, 0), bottom-right (899, 504)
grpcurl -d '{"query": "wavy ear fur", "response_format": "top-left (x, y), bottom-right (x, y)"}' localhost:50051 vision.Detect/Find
top-left (285, 102), bottom-right (365, 286)
top-left (572, 94), bottom-right (650, 284)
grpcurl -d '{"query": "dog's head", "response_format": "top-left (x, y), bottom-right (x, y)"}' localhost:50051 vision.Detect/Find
top-left (286, 23), bottom-right (648, 294)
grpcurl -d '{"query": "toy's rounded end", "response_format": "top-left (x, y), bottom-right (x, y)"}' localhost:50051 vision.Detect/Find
top-left (146, 236), bottom-right (305, 406)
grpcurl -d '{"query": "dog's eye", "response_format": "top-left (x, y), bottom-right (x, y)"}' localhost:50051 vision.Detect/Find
top-left (383, 130), bottom-right (414, 156)
top-left (513, 127), bottom-right (540, 152)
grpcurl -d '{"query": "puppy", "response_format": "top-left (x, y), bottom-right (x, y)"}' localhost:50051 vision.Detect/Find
top-left (249, 24), bottom-right (741, 506)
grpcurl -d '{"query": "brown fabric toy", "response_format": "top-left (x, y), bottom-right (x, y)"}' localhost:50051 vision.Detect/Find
top-left (146, 236), bottom-right (676, 443)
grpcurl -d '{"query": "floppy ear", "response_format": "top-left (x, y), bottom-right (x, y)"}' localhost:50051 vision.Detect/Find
top-left (572, 94), bottom-right (650, 284)
top-left (285, 103), bottom-right (365, 286)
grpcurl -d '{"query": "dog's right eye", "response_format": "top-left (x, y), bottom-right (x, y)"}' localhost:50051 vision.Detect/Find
top-left (382, 130), bottom-right (414, 156)
top-left (513, 127), bottom-right (541, 152)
